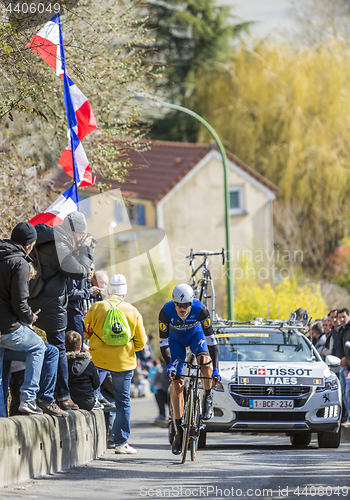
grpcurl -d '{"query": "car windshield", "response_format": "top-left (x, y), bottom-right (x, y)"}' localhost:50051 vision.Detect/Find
top-left (217, 328), bottom-right (317, 363)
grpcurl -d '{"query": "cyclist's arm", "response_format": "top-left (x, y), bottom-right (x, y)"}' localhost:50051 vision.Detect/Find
top-left (159, 308), bottom-right (172, 365)
top-left (199, 306), bottom-right (219, 369)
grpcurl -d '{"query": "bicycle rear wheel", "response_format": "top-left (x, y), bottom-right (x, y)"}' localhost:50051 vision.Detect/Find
top-left (190, 392), bottom-right (201, 461)
top-left (181, 388), bottom-right (193, 464)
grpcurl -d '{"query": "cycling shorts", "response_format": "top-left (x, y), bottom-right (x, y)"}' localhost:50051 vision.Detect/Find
top-left (168, 326), bottom-right (209, 376)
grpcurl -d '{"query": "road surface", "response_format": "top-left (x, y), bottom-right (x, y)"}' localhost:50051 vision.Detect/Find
top-left (1, 395), bottom-right (349, 500)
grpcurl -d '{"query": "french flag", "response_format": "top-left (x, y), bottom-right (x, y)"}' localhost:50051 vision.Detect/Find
top-left (27, 14), bottom-right (63, 77)
top-left (67, 77), bottom-right (97, 140)
top-left (58, 129), bottom-right (95, 187)
top-left (29, 185), bottom-right (78, 227)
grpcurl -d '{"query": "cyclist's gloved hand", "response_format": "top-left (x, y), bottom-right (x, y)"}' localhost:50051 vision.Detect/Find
top-left (167, 362), bottom-right (176, 379)
top-left (212, 367), bottom-right (221, 383)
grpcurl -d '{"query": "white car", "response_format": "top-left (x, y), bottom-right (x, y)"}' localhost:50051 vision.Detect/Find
top-left (201, 319), bottom-right (342, 449)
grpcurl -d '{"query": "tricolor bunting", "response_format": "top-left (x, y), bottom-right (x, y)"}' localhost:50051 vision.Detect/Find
top-left (58, 128), bottom-right (95, 187)
top-left (29, 184), bottom-right (78, 227)
top-left (27, 14), bottom-right (63, 76)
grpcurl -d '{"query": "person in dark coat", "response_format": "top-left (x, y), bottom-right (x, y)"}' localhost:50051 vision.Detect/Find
top-left (28, 212), bottom-right (94, 411)
top-left (65, 330), bottom-right (100, 410)
top-left (0, 222), bottom-right (46, 416)
top-left (66, 277), bottom-right (101, 342)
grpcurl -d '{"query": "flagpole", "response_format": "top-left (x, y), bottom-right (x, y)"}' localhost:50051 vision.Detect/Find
top-left (57, 13), bottom-right (80, 212)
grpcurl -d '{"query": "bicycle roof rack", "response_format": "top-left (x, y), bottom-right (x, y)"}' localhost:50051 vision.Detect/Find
top-left (212, 317), bottom-right (307, 333)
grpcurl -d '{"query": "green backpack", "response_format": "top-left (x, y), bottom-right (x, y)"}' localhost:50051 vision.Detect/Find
top-left (97, 299), bottom-right (132, 346)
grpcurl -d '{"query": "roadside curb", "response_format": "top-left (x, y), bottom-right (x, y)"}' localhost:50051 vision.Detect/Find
top-left (0, 409), bottom-right (106, 487)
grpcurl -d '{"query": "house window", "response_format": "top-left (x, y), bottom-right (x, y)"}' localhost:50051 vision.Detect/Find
top-left (137, 204), bottom-right (146, 226)
top-left (229, 187), bottom-right (245, 215)
top-left (124, 204), bottom-right (146, 226)
top-left (126, 205), bottom-right (137, 225)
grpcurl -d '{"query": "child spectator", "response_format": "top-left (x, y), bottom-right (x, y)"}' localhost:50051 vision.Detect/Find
top-left (131, 358), bottom-right (149, 398)
top-left (149, 357), bottom-right (170, 422)
top-left (65, 330), bottom-right (100, 410)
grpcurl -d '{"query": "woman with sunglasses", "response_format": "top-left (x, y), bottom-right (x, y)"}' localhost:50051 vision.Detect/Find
top-left (158, 283), bottom-right (220, 455)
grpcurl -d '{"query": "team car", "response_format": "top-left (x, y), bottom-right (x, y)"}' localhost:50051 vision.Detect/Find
top-left (200, 318), bottom-right (342, 449)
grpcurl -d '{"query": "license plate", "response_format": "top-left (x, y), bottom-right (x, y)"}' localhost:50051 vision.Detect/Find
top-left (249, 399), bottom-right (294, 409)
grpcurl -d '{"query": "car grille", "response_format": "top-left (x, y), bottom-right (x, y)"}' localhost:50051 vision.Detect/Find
top-left (236, 411), bottom-right (306, 422)
top-left (229, 385), bottom-right (311, 397)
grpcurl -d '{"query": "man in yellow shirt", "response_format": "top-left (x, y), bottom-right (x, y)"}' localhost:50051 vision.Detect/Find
top-left (84, 274), bottom-right (147, 454)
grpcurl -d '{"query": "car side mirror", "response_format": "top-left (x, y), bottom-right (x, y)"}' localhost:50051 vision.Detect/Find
top-left (325, 355), bottom-right (341, 368)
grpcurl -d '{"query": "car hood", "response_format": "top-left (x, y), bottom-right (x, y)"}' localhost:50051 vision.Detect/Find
top-left (219, 361), bottom-right (332, 387)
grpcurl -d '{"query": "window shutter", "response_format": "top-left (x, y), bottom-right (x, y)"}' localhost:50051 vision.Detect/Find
top-left (137, 204), bottom-right (146, 226)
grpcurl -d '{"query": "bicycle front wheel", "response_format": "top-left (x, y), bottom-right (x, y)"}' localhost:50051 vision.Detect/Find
top-left (181, 388), bottom-right (193, 464)
top-left (190, 392), bottom-right (201, 461)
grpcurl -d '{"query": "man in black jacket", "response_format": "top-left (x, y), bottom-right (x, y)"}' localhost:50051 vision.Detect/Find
top-left (29, 212), bottom-right (94, 411)
top-left (0, 222), bottom-right (46, 415)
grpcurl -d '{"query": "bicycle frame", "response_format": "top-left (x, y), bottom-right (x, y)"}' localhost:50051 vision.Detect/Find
top-left (187, 249), bottom-right (225, 320)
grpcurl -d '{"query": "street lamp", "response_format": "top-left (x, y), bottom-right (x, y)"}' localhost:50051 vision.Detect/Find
top-left (135, 93), bottom-right (234, 319)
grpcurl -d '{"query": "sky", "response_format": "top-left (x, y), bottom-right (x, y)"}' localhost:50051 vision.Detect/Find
top-left (217, 0), bottom-right (296, 38)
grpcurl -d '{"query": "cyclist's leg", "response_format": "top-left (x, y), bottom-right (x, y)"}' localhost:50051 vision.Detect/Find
top-left (189, 328), bottom-right (213, 420)
top-left (168, 332), bottom-right (186, 419)
top-left (189, 328), bottom-right (212, 390)
top-left (168, 332), bottom-right (188, 454)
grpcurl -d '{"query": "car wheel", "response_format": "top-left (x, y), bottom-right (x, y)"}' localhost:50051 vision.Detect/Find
top-left (317, 429), bottom-right (341, 448)
top-left (290, 432), bottom-right (312, 447)
top-left (198, 430), bottom-right (206, 449)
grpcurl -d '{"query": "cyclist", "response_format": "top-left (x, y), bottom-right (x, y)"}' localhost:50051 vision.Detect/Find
top-left (158, 283), bottom-right (221, 454)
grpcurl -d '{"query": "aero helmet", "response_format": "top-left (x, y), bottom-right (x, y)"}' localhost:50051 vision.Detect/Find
top-left (172, 283), bottom-right (194, 304)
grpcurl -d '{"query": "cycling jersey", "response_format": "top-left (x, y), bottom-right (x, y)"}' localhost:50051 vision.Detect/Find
top-left (159, 298), bottom-right (218, 374)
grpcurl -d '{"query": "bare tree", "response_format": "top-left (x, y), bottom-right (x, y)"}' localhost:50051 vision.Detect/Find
top-left (291, 0), bottom-right (350, 45)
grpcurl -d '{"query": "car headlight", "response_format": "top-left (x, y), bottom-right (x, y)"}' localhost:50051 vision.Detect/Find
top-left (213, 381), bottom-right (225, 392)
top-left (316, 375), bottom-right (338, 392)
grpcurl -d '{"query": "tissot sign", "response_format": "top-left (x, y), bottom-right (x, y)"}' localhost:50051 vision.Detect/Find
top-left (238, 364), bottom-right (324, 386)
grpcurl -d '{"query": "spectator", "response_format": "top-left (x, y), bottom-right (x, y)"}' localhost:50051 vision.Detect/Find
top-left (0, 222), bottom-right (45, 415)
top-left (100, 372), bottom-right (117, 448)
top-left (331, 309), bottom-right (344, 362)
top-left (65, 330), bottom-right (100, 410)
top-left (344, 324), bottom-right (350, 428)
top-left (136, 333), bottom-right (155, 371)
top-left (84, 273), bottom-right (147, 454)
top-left (150, 358), bottom-right (170, 421)
top-left (66, 277), bottom-right (101, 343)
top-left (311, 322), bottom-right (327, 357)
top-left (131, 358), bottom-right (149, 398)
top-left (84, 263), bottom-right (95, 312)
top-left (293, 307), bottom-right (309, 335)
top-left (8, 361), bottom-right (25, 416)
top-left (294, 307), bottom-right (308, 320)
top-left (87, 268), bottom-right (109, 403)
top-left (321, 315), bottom-right (333, 359)
top-left (332, 307), bottom-right (350, 421)
top-left (1, 343), bottom-right (68, 417)
top-left (28, 213), bottom-right (94, 411)
top-left (338, 308), bottom-right (350, 426)
top-left (91, 270), bottom-right (109, 303)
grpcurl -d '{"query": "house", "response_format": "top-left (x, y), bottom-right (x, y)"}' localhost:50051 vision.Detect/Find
top-left (54, 140), bottom-right (279, 302)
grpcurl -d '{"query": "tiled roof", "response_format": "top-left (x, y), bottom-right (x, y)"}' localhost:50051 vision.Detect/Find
top-left (53, 140), bottom-right (280, 202)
